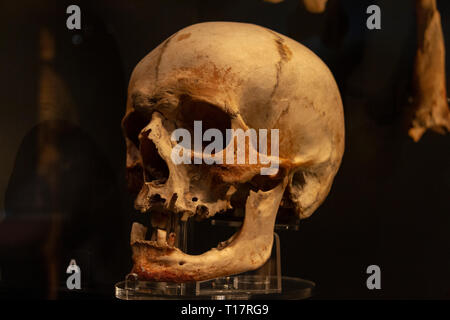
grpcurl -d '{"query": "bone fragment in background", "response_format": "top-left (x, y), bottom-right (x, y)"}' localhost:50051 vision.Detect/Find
top-left (303, 0), bottom-right (328, 13)
top-left (409, 0), bottom-right (450, 141)
top-left (263, 0), bottom-right (328, 14)
top-left (263, 0), bottom-right (284, 3)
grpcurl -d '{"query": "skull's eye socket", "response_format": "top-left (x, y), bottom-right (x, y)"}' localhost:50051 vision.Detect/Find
top-left (122, 110), bottom-right (169, 185)
top-left (177, 96), bottom-right (231, 150)
top-left (122, 111), bottom-right (149, 148)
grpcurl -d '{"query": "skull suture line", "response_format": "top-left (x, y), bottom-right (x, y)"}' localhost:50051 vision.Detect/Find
top-left (122, 22), bottom-right (345, 282)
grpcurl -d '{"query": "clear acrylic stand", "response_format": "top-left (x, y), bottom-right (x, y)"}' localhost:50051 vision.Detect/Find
top-left (115, 219), bottom-right (315, 300)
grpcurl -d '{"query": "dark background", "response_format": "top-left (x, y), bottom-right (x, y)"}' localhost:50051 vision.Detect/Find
top-left (0, 0), bottom-right (449, 299)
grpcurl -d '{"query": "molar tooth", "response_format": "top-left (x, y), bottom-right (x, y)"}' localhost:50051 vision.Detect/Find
top-left (157, 228), bottom-right (167, 245)
top-left (130, 222), bottom-right (147, 242)
top-left (168, 232), bottom-right (176, 246)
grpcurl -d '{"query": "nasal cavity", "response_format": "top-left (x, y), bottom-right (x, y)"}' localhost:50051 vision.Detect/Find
top-left (140, 135), bottom-right (169, 184)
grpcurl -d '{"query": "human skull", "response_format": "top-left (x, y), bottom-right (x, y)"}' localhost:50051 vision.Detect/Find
top-left (122, 22), bottom-right (344, 282)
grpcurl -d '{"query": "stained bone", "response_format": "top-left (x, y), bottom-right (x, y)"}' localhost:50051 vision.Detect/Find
top-left (168, 232), bottom-right (176, 247)
top-left (263, 0), bottom-right (328, 13)
top-left (409, 0), bottom-right (450, 141)
top-left (131, 222), bottom-right (148, 243)
top-left (135, 112), bottom-right (233, 217)
top-left (123, 22), bottom-right (344, 281)
top-left (303, 0), bottom-right (328, 13)
top-left (156, 229), bottom-right (167, 246)
top-left (131, 178), bottom-right (287, 282)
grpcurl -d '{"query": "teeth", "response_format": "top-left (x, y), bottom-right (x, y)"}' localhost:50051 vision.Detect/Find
top-left (131, 222), bottom-right (147, 242)
top-left (168, 232), bottom-right (176, 247)
top-left (157, 228), bottom-right (167, 245)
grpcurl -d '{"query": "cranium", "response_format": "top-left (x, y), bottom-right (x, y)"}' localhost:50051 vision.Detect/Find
top-left (122, 22), bottom-right (344, 282)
